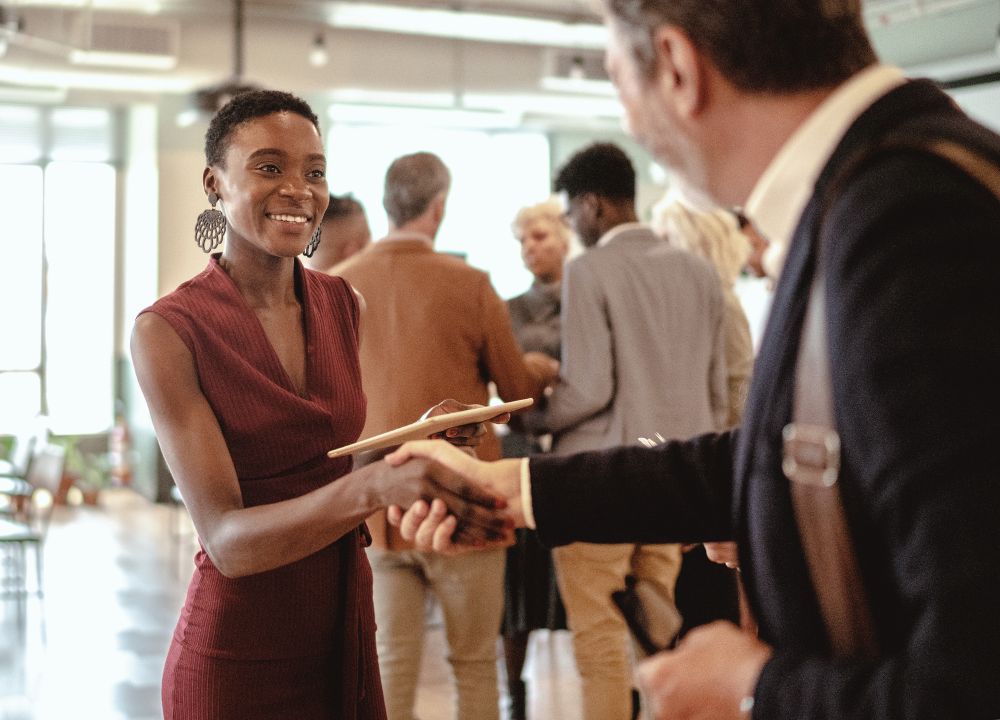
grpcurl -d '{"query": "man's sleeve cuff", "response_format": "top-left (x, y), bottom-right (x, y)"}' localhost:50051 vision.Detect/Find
top-left (520, 457), bottom-right (537, 529)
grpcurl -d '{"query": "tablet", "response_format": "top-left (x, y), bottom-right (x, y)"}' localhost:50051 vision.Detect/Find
top-left (326, 398), bottom-right (534, 459)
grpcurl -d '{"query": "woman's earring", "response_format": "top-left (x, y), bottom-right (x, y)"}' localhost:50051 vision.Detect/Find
top-left (195, 192), bottom-right (227, 252)
top-left (303, 225), bottom-right (322, 258)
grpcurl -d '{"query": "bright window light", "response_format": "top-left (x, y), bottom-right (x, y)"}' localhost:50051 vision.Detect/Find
top-left (0, 165), bottom-right (43, 371)
top-left (329, 103), bottom-right (520, 129)
top-left (326, 125), bottom-right (550, 298)
top-left (44, 162), bottom-right (116, 434)
top-left (0, 106), bottom-right (44, 163)
top-left (0, 372), bottom-right (41, 433)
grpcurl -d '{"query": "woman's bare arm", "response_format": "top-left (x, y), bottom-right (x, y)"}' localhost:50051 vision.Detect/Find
top-left (131, 313), bottom-right (508, 578)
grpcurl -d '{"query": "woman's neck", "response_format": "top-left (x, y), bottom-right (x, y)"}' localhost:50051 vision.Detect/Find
top-left (218, 247), bottom-right (298, 310)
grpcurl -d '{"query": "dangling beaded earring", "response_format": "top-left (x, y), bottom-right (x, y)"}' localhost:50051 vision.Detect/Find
top-left (303, 225), bottom-right (322, 258)
top-left (195, 192), bottom-right (227, 252)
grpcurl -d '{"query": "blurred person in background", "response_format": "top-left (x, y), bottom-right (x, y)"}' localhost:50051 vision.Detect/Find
top-left (334, 151), bottom-right (558, 720)
top-left (501, 198), bottom-right (571, 720)
top-left (651, 196), bottom-right (752, 426)
top-left (529, 142), bottom-right (727, 720)
top-left (302, 192), bottom-right (372, 274)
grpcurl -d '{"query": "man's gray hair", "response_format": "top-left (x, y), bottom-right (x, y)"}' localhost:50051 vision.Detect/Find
top-left (383, 152), bottom-right (451, 226)
top-left (603, 0), bottom-right (875, 92)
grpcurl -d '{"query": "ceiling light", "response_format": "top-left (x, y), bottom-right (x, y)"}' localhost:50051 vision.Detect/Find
top-left (309, 32), bottom-right (328, 67)
top-left (463, 92), bottom-right (623, 119)
top-left (325, 2), bottom-right (606, 49)
top-left (328, 103), bottom-right (520, 129)
top-left (0, 63), bottom-right (204, 92)
top-left (539, 76), bottom-right (617, 96)
top-left (69, 49), bottom-right (177, 70)
top-left (329, 88), bottom-right (457, 107)
top-left (0, 83), bottom-right (68, 104)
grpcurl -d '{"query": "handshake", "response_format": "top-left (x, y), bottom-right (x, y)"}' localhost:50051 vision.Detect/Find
top-left (349, 398), bottom-right (530, 552)
top-left (364, 439), bottom-right (527, 552)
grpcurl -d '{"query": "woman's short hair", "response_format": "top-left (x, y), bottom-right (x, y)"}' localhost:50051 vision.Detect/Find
top-left (204, 89), bottom-right (320, 167)
top-left (511, 199), bottom-right (571, 244)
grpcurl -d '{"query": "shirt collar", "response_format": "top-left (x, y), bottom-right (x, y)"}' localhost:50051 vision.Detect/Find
top-left (744, 64), bottom-right (906, 278)
top-left (380, 230), bottom-right (434, 247)
top-left (597, 221), bottom-right (647, 247)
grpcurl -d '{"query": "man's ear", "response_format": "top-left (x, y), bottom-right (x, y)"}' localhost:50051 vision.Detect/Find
top-left (432, 192), bottom-right (447, 224)
top-left (590, 194), bottom-right (604, 220)
top-left (652, 25), bottom-right (706, 119)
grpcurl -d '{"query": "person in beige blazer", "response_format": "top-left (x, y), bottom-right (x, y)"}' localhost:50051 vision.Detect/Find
top-left (540, 143), bottom-right (728, 720)
top-left (333, 152), bottom-right (555, 720)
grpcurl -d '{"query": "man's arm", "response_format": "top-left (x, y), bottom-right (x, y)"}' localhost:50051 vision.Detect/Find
top-left (529, 429), bottom-right (737, 547)
top-left (386, 427), bottom-right (737, 551)
top-left (478, 274), bottom-right (553, 401)
top-left (539, 256), bottom-right (615, 433)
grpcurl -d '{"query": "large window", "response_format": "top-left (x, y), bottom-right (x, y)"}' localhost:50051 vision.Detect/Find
top-left (0, 105), bottom-right (117, 435)
top-left (325, 122), bottom-right (551, 299)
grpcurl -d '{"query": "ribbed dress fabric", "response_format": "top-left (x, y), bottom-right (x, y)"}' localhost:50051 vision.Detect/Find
top-left (142, 255), bottom-right (385, 719)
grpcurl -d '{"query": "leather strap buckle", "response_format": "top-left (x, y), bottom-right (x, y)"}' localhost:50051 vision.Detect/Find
top-left (782, 422), bottom-right (841, 487)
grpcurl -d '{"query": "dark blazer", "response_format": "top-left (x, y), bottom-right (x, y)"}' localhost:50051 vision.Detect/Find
top-left (529, 80), bottom-right (1000, 718)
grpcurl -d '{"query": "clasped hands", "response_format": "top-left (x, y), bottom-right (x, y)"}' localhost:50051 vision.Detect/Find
top-left (380, 438), bottom-right (773, 720)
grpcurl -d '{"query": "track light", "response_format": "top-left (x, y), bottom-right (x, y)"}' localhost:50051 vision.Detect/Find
top-left (309, 33), bottom-right (328, 67)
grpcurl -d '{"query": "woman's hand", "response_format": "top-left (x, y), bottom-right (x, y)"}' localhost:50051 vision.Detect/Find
top-left (384, 440), bottom-right (525, 551)
top-left (361, 452), bottom-right (514, 545)
top-left (424, 398), bottom-right (512, 448)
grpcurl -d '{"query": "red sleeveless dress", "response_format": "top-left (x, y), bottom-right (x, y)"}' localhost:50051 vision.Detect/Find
top-left (143, 256), bottom-right (385, 720)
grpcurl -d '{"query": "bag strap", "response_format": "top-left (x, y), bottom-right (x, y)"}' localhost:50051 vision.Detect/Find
top-left (783, 135), bottom-right (1000, 659)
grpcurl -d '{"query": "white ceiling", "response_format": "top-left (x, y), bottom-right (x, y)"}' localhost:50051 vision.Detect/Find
top-left (0, 0), bottom-right (998, 114)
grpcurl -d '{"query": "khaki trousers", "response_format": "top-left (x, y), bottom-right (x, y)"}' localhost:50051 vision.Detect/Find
top-left (553, 542), bottom-right (682, 720)
top-left (369, 547), bottom-right (505, 720)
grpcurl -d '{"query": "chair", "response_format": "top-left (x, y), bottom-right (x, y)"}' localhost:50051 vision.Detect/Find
top-left (0, 444), bottom-right (65, 597)
top-left (0, 430), bottom-right (39, 520)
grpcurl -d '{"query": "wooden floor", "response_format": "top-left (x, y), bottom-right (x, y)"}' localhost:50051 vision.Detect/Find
top-left (0, 489), bottom-right (585, 719)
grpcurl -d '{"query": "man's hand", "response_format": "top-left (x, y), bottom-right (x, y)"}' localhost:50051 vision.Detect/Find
top-left (704, 542), bottom-right (740, 569)
top-left (524, 351), bottom-right (560, 387)
top-left (637, 621), bottom-right (771, 720)
top-left (384, 440), bottom-right (525, 551)
top-left (424, 398), bottom-right (512, 448)
top-left (361, 452), bottom-right (513, 545)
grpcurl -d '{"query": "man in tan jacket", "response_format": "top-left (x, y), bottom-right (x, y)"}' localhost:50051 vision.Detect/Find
top-left (334, 151), bottom-right (556, 720)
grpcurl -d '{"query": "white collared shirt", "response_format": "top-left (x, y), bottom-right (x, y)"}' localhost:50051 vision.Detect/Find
top-left (745, 64), bottom-right (906, 278)
top-left (597, 221), bottom-right (648, 247)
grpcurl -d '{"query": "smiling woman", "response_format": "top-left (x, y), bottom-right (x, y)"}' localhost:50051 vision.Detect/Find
top-left (128, 90), bottom-right (511, 720)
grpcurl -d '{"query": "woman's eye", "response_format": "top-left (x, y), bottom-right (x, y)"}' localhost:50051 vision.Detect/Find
top-left (309, 168), bottom-right (326, 179)
top-left (257, 163), bottom-right (280, 173)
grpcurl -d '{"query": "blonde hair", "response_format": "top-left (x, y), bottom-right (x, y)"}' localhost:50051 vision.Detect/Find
top-left (511, 198), bottom-right (572, 244)
top-left (651, 198), bottom-right (749, 287)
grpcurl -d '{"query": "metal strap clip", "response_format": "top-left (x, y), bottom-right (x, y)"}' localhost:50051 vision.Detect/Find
top-left (782, 422), bottom-right (841, 487)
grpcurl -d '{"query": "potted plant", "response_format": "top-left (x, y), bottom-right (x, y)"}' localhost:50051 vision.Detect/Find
top-left (53, 435), bottom-right (111, 506)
